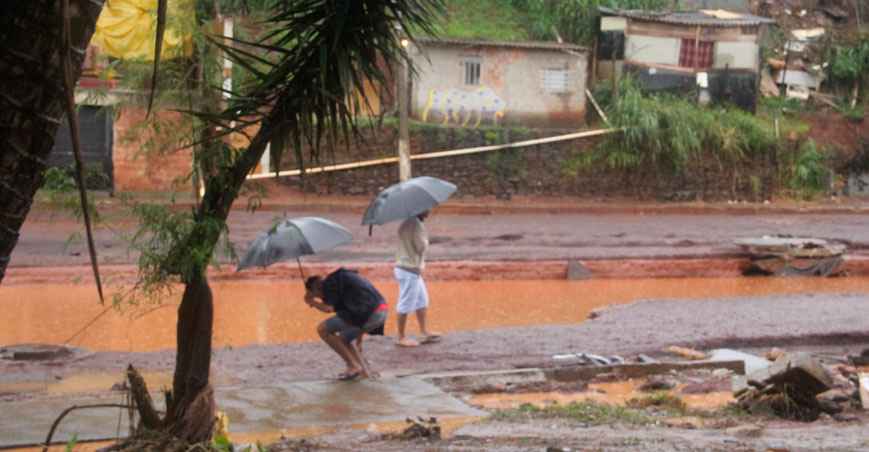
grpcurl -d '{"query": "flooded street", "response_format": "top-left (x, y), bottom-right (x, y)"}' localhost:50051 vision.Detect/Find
top-left (2, 277), bottom-right (869, 352)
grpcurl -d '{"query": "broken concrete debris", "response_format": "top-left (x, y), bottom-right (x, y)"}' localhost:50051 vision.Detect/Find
top-left (735, 235), bottom-right (846, 276)
top-left (859, 373), bottom-right (869, 410)
top-left (552, 353), bottom-right (625, 366)
top-left (389, 417), bottom-right (441, 441)
top-left (735, 352), bottom-right (836, 421)
top-left (708, 349), bottom-right (770, 375)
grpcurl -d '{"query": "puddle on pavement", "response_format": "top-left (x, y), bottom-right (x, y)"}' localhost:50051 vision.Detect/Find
top-left (226, 415), bottom-right (481, 445)
top-left (2, 277), bottom-right (869, 352)
top-left (469, 380), bottom-right (733, 411)
top-left (8, 417), bottom-right (483, 452)
top-left (0, 371), bottom-right (172, 398)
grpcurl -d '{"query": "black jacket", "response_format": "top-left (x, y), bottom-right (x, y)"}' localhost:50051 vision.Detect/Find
top-left (322, 268), bottom-right (385, 328)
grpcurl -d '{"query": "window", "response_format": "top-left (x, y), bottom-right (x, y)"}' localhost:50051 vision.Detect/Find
top-left (542, 68), bottom-right (571, 93)
top-left (679, 39), bottom-right (714, 69)
top-left (463, 58), bottom-right (481, 85)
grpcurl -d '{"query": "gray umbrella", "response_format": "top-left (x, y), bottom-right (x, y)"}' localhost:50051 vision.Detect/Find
top-left (361, 176), bottom-right (457, 229)
top-left (237, 216), bottom-right (352, 277)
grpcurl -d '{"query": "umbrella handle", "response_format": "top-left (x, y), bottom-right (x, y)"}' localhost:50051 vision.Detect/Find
top-left (297, 257), bottom-right (306, 281)
top-left (369, 224), bottom-right (373, 237)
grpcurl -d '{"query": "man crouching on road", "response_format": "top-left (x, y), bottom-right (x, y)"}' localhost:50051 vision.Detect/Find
top-left (304, 268), bottom-right (388, 380)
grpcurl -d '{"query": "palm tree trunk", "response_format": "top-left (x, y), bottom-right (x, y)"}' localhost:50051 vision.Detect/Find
top-left (0, 0), bottom-right (104, 282)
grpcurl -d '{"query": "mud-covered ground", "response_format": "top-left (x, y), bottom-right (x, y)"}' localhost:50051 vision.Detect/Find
top-left (284, 416), bottom-right (869, 451)
top-left (6, 196), bottom-right (869, 450)
top-left (3, 292), bottom-right (869, 394)
top-left (10, 196), bottom-right (869, 268)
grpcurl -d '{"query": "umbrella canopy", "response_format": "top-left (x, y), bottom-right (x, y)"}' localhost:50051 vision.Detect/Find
top-left (237, 217), bottom-right (352, 271)
top-left (361, 176), bottom-right (457, 226)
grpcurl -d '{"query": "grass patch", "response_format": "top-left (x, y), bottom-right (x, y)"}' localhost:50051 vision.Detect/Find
top-left (626, 392), bottom-right (688, 413)
top-left (492, 401), bottom-right (653, 425)
top-left (432, 0), bottom-right (531, 41)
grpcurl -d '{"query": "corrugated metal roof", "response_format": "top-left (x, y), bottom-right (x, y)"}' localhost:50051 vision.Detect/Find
top-left (600, 7), bottom-right (775, 27)
top-left (678, 0), bottom-right (750, 13)
top-left (415, 36), bottom-right (588, 52)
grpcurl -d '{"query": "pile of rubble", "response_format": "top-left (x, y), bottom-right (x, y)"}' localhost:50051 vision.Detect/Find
top-left (734, 235), bottom-right (847, 276)
top-left (733, 349), bottom-right (866, 422)
top-left (549, 344), bottom-right (867, 423)
top-left (753, 0), bottom-right (861, 102)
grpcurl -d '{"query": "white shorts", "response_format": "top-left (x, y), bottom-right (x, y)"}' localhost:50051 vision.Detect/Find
top-left (394, 267), bottom-right (429, 314)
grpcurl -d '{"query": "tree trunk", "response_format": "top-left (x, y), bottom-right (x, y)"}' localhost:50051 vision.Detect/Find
top-left (0, 0), bottom-right (104, 282)
top-left (166, 271), bottom-right (215, 443)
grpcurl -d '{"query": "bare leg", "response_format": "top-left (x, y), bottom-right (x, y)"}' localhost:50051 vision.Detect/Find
top-left (345, 342), bottom-right (370, 378)
top-left (416, 308), bottom-right (441, 340)
top-left (396, 313), bottom-right (419, 346)
top-left (318, 321), bottom-right (363, 373)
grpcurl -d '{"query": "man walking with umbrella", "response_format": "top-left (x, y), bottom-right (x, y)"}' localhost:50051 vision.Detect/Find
top-left (304, 268), bottom-right (388, 380)
top-left (394, 210), bottom-right (440, 347)
top-left (361, 176), bottom-right (456, 347)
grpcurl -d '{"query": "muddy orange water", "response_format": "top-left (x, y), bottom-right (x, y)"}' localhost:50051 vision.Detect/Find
top-left (470, 380), bottom-right (733, 411)
top-left (2, 277), bottom-right (869, 352)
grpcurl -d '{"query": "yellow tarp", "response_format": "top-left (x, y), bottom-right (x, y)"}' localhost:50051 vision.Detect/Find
top-left (92, 0), bottom-right (193, 60)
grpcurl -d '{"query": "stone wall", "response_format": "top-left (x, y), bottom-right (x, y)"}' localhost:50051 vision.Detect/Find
top-left (277, 123), bottom-right (780, 201)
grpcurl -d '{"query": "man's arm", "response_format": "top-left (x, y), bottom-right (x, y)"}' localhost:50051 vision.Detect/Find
top-left (412, 220), bottom-right (429, 255)
top-left (305, 293), bottom-right (335, 313)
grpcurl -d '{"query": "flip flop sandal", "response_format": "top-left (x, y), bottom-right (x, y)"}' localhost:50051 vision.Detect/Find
top-left (337, 370), bottom-right (362, 381)
top-left (421, 335), bottom-right (442, 344)
top-left (397, 339), bottom-right (420, 347)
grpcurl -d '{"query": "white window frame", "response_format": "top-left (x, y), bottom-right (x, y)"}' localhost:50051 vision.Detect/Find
top-left (463, 57), bottom-right (481, 85)
top-left (541, 68), bottom-right (572, 94)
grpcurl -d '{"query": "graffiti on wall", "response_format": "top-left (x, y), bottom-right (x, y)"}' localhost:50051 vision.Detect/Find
top-left (421, 87), bottom-right (506, 128)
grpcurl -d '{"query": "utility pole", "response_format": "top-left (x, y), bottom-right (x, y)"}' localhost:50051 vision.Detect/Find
top-left (397, 38), bottom-right (412, 182)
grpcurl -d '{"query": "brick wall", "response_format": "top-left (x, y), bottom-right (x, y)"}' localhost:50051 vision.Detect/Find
top-left (112, 106), bottom-right (193, 192)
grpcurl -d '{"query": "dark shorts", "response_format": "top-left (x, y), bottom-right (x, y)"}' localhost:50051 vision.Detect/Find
top-left (324, 311), bottom-right (388, 343)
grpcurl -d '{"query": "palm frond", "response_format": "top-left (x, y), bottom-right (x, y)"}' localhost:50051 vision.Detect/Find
top-left (60, 0), bottom-right (103, 302)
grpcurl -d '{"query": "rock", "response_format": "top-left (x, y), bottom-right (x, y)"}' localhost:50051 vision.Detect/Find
top-left (766, 348), bottom-right (786, 361)
top-left (712, 368), bottom-right (733, 378)
top-left (732, 375), bottom-right (750, 394)
top-left (663, 417), bottom-right (703, 429)
top-left (818, 388), bottom-right (853, 404)
top-left (859, 373), bottom-right (869, 409)
top-left (709, 349), bottom-right (770, 375)
top-left (640, 376), bottom-right (677, 392)
top-left (637, 354), bottom-right (659, 364)
top-left (586, 308), bottom-right (603, 320)
top-left (817, 398), bottom-right (843, 415)
top-left (748, 353), bottom-right (833, 396)
top-left (834, 363), bottom-right (857, 378)
top-left (567, 260), bottom-right (592, 280)
top-left (665, 346), bottom-right (707, 361)
top-left (832, 413), bottom-right (860, 422)
top-left (725, 424), bottom-right (763, 438)
top-left (849, 354), bottom-right (869, 366)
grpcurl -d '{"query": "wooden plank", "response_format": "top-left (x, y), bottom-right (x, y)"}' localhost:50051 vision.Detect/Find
top-left (246, 128), bottom-right (620, 180)
top-left (627, 21), bottom-right (755, 41)
top-left (545, 360), bottom-right (747, 382)
top-left (585, 89), bottom-right (610, 125)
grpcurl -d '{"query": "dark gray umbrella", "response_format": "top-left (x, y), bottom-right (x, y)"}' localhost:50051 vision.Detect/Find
top-left (237, 216), bottom-right (352, 277)
top-left (361, 176), bottom-right (457, 230)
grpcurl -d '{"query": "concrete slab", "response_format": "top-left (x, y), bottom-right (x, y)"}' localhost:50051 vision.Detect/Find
top-left (0, 377), bottom-right (484, 448)
top-left (708, 349), bottom-right (770, 375)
